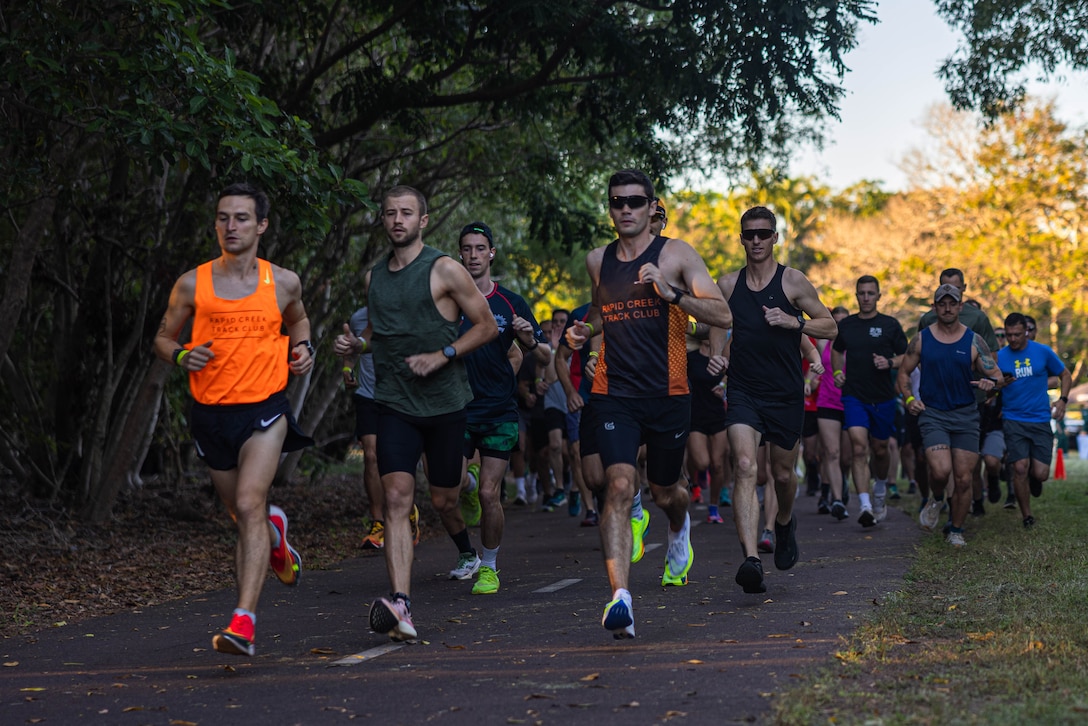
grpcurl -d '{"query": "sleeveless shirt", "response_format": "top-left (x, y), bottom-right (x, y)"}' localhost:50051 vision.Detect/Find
top-left (369, 245), bottom-right (472, 417)
top-left (591, 236), bottom-right (689, 398)
top-left (189, 258), bottom-right (287, 405)
top-left (726, 264), bottom-right (803, 401)
top-left (918, 327), bottom-right (976, 410)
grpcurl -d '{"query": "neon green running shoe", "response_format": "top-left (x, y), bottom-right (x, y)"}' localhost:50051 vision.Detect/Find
top-left (461, 463), bottom-right (482, 527)
top-left (661, 513), bottom-right (693, 586)
top-left (471, 565), bottom-right (500, 595)
top-left (631, 509), bottom-right (650, 563)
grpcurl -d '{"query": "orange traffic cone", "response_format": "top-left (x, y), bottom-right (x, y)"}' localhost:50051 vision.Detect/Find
top-left (1055, 447), bottom-right (1066, 481)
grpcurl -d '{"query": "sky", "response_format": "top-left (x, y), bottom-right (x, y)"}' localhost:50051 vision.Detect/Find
top-left (780, 0), bottom-right (1088, 192)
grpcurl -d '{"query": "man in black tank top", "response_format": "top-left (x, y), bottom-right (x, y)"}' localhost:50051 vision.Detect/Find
top-left (565, 169), bottom-right (732, 639)
top-left (708, 206), bottom-right (837, 595)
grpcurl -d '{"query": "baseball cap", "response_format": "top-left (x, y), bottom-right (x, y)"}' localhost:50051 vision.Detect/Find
top-left (459, 222), bottom-right (493, 245)
top-left (934, 283), bottom-right (962, 303)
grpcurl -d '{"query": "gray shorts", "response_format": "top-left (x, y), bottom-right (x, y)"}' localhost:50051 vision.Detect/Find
top-left (919, 404), bottom-right (979, 453)
top-left (1003, 419), bottom-right (1054, 465)
top-left (980, 429), bottom-right (1005, 459)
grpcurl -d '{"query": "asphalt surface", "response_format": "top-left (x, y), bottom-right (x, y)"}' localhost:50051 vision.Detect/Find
top-left (3, 491), bottom-right (922, 725)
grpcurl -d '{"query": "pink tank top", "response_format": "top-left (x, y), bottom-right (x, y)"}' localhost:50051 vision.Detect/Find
top-left (816, 341), bottom-right (843, 411)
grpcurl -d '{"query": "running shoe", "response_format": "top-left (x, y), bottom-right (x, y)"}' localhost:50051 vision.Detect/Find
top-left (873, 495), bottom-right (887, 523)
top-left (581, 510), bottom-right (600, 527)
top-left (1023, 515), bottom-right (1036, 529)
top-left (757, 529), bottom-right (775, 553)
top-left (706, 512), bottom-right (724, 524)
top-left (971, 499), bottom-right (985, 517)
top-left (773, 515), bottom-right (798, 571)
top-left (602, 590), bottom-right (635, 639)
top-left (919, 498), bottom-right (943, 531)
top-left (735, 556), bottom-right (766, 594)
top-left (212, 611), bottom-right (255, 656)
top-left (460, 470), bottom-right (482, 528)
top-left (472, 566), bottom-right (500, 595)
top-left (449, 551), bottom-right (482, 580)
top-left (513, 495), bottom-right (528, 506)
top-left (1029, 477), bottom-right (1043, 498)
top-left (858, 505), bottom-right (876, 528)
top-left (831, 500), bottom-right (848, 520)
top-left (568, 491), bottom-right (581, 517)
top-left (1003, 492), bottom-right (1017, 509)
top-left (691, 485), bottom-right (703, 504)
top-left (268, 505), bottom-right (301, 587)
top-left (946, 531), bottom-right (966, 548)
top-left (719, 487), bottom-right (732, 507)
top-left (661, 513), bottom-right (693, 586)
top-left (630, 509), bottom-right (650, 563)
top-left (817, 498), bottom-right (830, 515)
top-left (888, 483), bottom-right (901, 500)
top-left (907, 480), bottom-right (917, 495)
top-left (410, 504), bottom-right (421, 546)
top-left (362, 519), bottom-right (385, 550)
top-left (369, 594), bottom-right (416, 641)
top-left (987, 482), bottom-right (1002, 503)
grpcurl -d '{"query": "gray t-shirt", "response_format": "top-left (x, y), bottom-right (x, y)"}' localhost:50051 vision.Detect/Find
top-left (349, 306), bottom-right (376, 400)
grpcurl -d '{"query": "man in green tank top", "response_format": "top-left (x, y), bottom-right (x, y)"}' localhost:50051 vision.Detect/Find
top-left (334, 186), bottom-right (497, 641)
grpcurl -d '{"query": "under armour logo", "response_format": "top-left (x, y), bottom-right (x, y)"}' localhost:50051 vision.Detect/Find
top-left (604, 421), bottom-right (616, 431)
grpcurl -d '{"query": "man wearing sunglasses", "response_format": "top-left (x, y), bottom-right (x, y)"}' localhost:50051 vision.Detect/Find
top-left (708, 206), bottom-right (837, 596)
top-left (566, 169), bottom-right (731, 639)
top-left (650, 200), bottom-right (668, 236)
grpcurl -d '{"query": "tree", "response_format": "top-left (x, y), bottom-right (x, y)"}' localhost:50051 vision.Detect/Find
top-left (936, 0), bottom-right (1088, 117)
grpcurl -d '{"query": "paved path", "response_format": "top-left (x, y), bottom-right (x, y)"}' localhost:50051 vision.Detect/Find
top-left (2, 494), bottom-right (921, 725)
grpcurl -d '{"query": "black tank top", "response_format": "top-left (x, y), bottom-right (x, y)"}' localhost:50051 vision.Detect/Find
top-left (591, 236), bottom-right (689, 398)
top-left (727, 264), bottom-right (803, 401)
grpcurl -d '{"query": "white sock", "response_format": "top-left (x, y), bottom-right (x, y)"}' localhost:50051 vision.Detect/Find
top-left (873, 479), bottom-right (887, 498)
top-left (515, 476), bottom-right (526, 498)
top-left (859, 492), bottom-right (872, 510)
top-left (481, 545), bottom-right (499, 570)
top-left (630, 490), bottom-right (644, 520)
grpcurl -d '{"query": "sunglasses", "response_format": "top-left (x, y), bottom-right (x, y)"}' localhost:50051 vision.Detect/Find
top-left (996, 332), bottom-right (1006, 338)
top-left (609, 195), bottom-right (652, 210)
top-left (1026, 327), bottom-right (1036, 332)
top-left (652, 212), bottom-right (666, 221)
top-left (741, 228), bottom-right (776, 241)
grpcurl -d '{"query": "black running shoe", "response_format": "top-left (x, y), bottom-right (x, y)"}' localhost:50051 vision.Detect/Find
top-left (773, 515), bottom-right (799, 571)
top-left (1023, 515), bottom-right (1036, 529)
top-left (1029, 477), bottom-right (1043, 498)
top-left (817, 498), bottom-right (830, 515)
top-left (735, 556), bottom-right (766, 594)
top-left (831, 500), bottom-right (848, 520)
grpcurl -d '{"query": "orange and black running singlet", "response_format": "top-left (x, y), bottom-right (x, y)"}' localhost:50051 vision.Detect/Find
top-left (591, 236), bottom-right (689, 397)
top-left (188, 259), bottom-right (288, 405)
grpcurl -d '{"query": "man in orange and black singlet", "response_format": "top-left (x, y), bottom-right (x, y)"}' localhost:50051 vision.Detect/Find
top-left (709, 206), bottom-right (837, 596)
top-left (154, 182), bottom-right (315, 657)
top-left (567, 169), bottom-right (731, 639)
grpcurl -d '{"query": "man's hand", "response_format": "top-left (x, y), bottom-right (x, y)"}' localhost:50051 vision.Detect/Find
top-left (707, 354), bottom-right (729, 376)
top-left (873, 353), bottom-right (892, 370)
top-left (290, 341), bottom-right (315, 376)
top-left (406, 351), bottom-right (447, 377)
top-left (334, 323), bottom-right (362, 357)
top-left (566, 320), bottom-right (591, 350)
top-left (179, 340), bottom-right (215, 372)
top-left (639, 262), bottom-right (673, 301)
top-left (762, 305), bottom-right (799, 330)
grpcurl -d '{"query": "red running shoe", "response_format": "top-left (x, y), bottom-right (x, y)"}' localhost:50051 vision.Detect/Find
top-left (269, 505), bottom-right (301, 586)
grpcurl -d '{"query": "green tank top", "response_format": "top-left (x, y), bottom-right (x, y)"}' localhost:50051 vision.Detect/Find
top-left (369, 245), bottom-right (472, 417)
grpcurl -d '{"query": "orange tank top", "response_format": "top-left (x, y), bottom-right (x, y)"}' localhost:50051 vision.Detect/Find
top-left (188, 259), bottom-right (288, 405)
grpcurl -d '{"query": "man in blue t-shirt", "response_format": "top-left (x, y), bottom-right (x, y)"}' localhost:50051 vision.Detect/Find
top-left (996, 312), bottom-right (1071, 528)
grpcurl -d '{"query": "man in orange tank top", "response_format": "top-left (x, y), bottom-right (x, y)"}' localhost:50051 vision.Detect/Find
top-left (154, 183), bottom-right (316, 657)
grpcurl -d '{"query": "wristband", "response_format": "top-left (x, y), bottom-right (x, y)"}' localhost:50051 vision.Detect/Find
top-left (342, 366), bottom-right (353, 374)
top-left (357, 338), bottom-right (369, 354)
top-left (834, 369), bottom-right (843, 377)
top-left (520, 338), bottom-right (539, 351)
top-left (173, 348), bottom-right (189, 367)
top-left (588, 351), bottom-right (599, 358)
top-left (1059, 396), bottom-right (1069, 403)
top-left (671, 287), bottom-right (685, 305)
top-left (584, 322), bottom-right (595, 336)
top-left (689, 320), bottom-right (698, 335)
top-left (905, 395), bottom-right (916, 405)
top-left (535, 377), bottom-right (543, 383)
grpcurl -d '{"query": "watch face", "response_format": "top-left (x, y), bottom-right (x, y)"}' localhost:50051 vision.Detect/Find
top-left (443, 345), bottom-right (456, 359)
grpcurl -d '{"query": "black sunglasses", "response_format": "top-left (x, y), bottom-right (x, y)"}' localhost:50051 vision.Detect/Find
top-left (741, 228), bottom-right (776, 241)
top-left (1026, 327), bottom-right (1036, 332)
top-left (996, 332), bottom-right (1007, 338)
top-left (609, 195), bottom-right (652, 210)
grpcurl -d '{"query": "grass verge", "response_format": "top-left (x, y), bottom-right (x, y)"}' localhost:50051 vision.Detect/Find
top-left (773, 456), bottom-right (1088, 725)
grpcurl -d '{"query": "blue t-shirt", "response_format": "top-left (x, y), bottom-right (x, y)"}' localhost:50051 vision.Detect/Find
top-left (460, 284), bottom-right (545, 423)
top-left (997, 341), bottom-right (1065, 423)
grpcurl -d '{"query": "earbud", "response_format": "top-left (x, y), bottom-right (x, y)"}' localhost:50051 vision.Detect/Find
top-left (489, 252), bottom-right (494, 259)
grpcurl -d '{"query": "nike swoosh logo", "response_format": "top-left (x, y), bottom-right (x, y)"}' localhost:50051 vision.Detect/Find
top-left (674, 431), bottom-right (685, 439)
top-left (260, 414), bottom-right (283, 427)
top-left (264, 269), bottom-right (271, 284)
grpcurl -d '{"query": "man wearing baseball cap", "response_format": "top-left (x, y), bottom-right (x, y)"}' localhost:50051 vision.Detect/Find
top-left (896, 283), bottom-right (1002, 547)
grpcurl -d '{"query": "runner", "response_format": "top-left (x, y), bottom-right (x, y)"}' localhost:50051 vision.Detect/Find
top-left (153, 182), bottom-right (314, 656)
top-left (567, 169), bottom-right (731, 638)
top-left (897, 284), bottom-right (1000, 547)
top-left (452, 221), bottom-right (549, 594)
top-left (816, 306), bottom-right (851, 519)
top-left (830, 275), bottom-right (908, 527)
top-left (686, 331), bottom-right (730, 524)
top-left (334, 186), bottom-right (497, 641)
top-left (709, 206), bottom-right (837, 595)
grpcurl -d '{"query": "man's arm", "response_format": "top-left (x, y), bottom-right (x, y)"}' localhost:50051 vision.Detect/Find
top-left (784, 269), bottom-right (837, 340)
top-left (830, 347), bottom-right (846, 389)
top-left (277, 266), bottom-right (314, 376)
top-left (152, 270), bottom-right (215, 372)
top-left (554, 344), bottom-right (584, 413)
top-left (897, 334), bottom-right (922, 405)
top-left (971, 334), bottom-right (998, 392)
top-left (566, 249), bottom-right (604, 350)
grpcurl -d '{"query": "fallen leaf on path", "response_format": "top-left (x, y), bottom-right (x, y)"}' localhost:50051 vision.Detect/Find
top-left (169, 720), bottom-right (199, 726)
top-left (525, 693), bottom-right (554, 700)
top-left (444, 644), bottom-right (466, 650)
top-left (663, 710), bottom-right (688, 720)
top-left (122, 706), bottom-right (144, 712)
top-left (767, 634), bottom-right (790, 639)
top-left (310, 647), bottom-right (336, 655)
top-left (832, 591), bottom-right (848, 596)
top-left (20, 687), bottom-right (45, 692)
top-left (685, 659), bottom-right (703, 664)
top-left (966, 632), bottom-right (994, 641)
top-left (580, 673), bottom-right (599, 681)
top-left (3, 661), bottom-right (17, 667)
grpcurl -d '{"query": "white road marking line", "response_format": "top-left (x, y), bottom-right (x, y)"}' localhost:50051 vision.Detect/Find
top-left (645, 543), bottom-right (663, 553)
top-left (329, 642), bottom-right (405, 667)
top-left (533, 578), bottom-right (582, 593)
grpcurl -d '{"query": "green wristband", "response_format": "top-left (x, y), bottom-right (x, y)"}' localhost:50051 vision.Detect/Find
top-left (174, 348), bottom-right (189, 366)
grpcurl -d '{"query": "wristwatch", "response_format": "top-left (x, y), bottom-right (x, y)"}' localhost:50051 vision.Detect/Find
top-left (1060, 395), bottom-right (1069, 403)
top-left (796, 314), bottom-right (805, 330)
top-left (296, 339), bottom-right (316, 358)
top-left (442, 345), bottom-right (457, 359)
